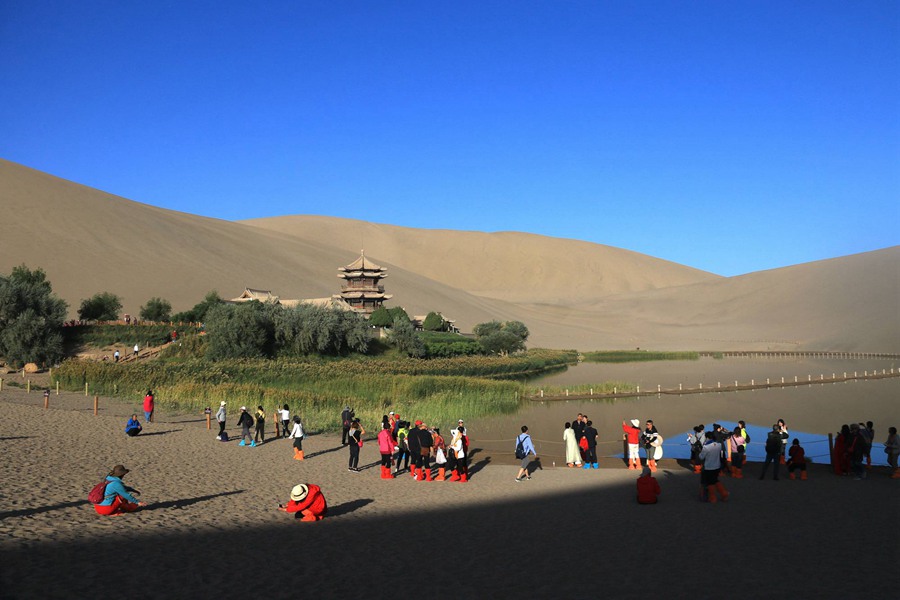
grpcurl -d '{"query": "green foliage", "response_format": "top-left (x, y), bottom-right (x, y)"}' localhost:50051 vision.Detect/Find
top-left (171, 290), bottom-right (224, 323)
top-left (77, 292), bottom-right (122, 322)
top-left (63, 324), bottom-right (202, 349)
top-left (204, 302), bottom-right (274, 360)
top-left (388, 306), bottom-right (410, 324)
top-left (419, 331), bottom-right (480, 358)
top-left (389, 317), bottom-right (425, 358)
top-left (0, 265), bottom-right (66, 367)
top-left (368, 306), bottom-right (392, 327)
top-left (273, 304), bottom-right (370, 356)
top-left (140, 297), bottom-right (172, 322)
top-left (581, 350), bottom-right (700, 363)
top-left (473, 320), bottom-right (529, 355)
top-left (422, 311), bottom-right (446, 331)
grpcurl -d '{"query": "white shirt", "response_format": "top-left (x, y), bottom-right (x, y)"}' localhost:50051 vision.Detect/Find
top-left (280, 409), bottom-right (290, 421)
top-left (289, 422), bottom-right (304, 438)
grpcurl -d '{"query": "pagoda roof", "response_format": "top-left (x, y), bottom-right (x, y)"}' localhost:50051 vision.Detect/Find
top-left (230, 288), bottom-right (279, 303)
top-left (340, 292), bottom-right (393, 300)
top-left (337, 271), bottom-right (389, 279)
top-left (338, 252), bottom-right (386, 273)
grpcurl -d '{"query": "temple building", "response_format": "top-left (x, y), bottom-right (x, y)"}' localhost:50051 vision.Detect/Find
top-left (337, 251), bottom-right (393, 314)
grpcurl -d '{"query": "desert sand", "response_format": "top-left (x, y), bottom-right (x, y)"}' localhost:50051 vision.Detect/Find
top-left (1, 385), bottom-right (897, 599)
top-left (1, 158), bottom-right (897, 351)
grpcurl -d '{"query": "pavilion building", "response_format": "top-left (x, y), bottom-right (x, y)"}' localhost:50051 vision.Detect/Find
top-left (337, 251), bottom-right (392, 314)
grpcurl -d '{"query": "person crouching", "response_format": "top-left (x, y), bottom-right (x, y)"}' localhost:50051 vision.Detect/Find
top-left (278, 483), bottom-right (327, 522)
top-left (636, 466), bottom-right (661, 504)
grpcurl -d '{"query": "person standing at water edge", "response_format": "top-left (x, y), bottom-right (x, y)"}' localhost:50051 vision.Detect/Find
top-left (563, 422), bottom-right (582, 468)
top-left (688, 425), bottom-right (706, 473)
top-left (237, 406), bottom-right (255, 447)
top-left (699, 435), bottom-right (729, 503)
top-left (583, 420), bottom-right (599, 469)
top-left (623, 419), bottom-right (642, 470)
top-left (728, 426), bottom-right (746, 478)
top-left (215, 401), bottom-right (226, 440)
top-left (514, 426), bottom-right (537, 482)
top-left (759, 424), bottom-right (784, 480)
top-left (777, 419), bottom-right (789, 464)
top-left (341, 406), bottom-right (352, 446)
top-left (641, 420), bottom-right (660, 472)
top-left (787, 438), bottom-right (807, 480)
top-left (884, 427), bottom-right (899, 478)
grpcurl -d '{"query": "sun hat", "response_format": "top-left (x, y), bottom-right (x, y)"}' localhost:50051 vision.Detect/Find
top-left (458, 419), bottom-right (464, 423)
top-left (240, 406), bottom-right (247, 411)
top-left (389, 411), bottom-right (395, 415)
top-left (110, 464), bottom-right (129, 478)
top-left (220, 401), bottom-right (226, 406)
top-left (290, 484), bottom-right (309, 502)
top-left (631, 419), bottom-right (640, 427)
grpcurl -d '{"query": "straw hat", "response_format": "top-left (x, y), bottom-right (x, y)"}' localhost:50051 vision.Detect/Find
top-left (631, 419), bottom-right (640, 427)
top-left (290, 484), bottom-right (309, 502)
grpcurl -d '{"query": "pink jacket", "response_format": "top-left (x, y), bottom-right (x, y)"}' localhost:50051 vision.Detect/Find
top-left (378, 428), bottom-right (395, 454)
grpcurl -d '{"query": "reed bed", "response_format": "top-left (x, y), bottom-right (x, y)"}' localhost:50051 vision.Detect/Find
top-left (581, 350), bottom-right (699, 363)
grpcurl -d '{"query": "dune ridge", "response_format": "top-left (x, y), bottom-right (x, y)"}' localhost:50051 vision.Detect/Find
top-left (1, 158), bottom-right (897, 351)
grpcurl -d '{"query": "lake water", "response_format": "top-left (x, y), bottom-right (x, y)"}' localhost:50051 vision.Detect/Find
top-left (471, 356), bottom-right (899, 466)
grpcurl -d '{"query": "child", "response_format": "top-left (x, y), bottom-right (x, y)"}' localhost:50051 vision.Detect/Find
top-left (278, 483), bottom-right (327, 521)
top-left (787, 438), bottom-right (807, 480)
top-left (636, 466), bottom-right (661, 504)
top-left (289, 415), bottom-right (305, 460)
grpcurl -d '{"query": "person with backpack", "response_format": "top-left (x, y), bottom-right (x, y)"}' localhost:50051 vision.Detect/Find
top-left (413, 420), bottom-right (434, 481)
top-left (237, 406), bottom-right (255, 447)
top-left (289, 415), bottom-right (305, 460)
top-left (125, 414), bottom-right (142, 437)
top-left (254, 405), bottom-right (266, 444)
top-left (91, 464), bottom-right (146, 515)
top-left (514, 425), bottom-right (537, 482)
top-left (688, 425), bottom-right (706, 473)
top-left (728, 426), bottom-right (746, 478)
top-left (215, 401), bottom-right (227, 440)
top-left (395, 421), bottom-right (410, 475)
top-left (759, 424), bottom-right (785, 480)
top-left (277, 483), bottom-right (327, 522)
top-left (341, 406), bottom-right (353, 446)
top-left (143, 390), bottom-right (154, 423)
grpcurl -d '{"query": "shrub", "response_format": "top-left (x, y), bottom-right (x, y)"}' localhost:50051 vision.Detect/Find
top-left (140, 297), bottom-right (172, 322)
top-left (77, 292), bottom-right (122, 322)
top-left (0, 265), bottom-right (67, 367)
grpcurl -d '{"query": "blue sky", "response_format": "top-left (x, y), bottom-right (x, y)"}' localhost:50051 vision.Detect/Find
top-left (1, 1), bottom-right (897, 276)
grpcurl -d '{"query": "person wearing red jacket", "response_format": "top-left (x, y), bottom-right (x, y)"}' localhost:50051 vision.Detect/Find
top-left (377, 423), bottom-right (395, 479)
top-left (278, 484), bottom-right (327, 522)
top-left (622, 419), bottom-right (642, 470)
top-left (636, 466), bottom-right (661, 504)
top-left (143, 390), bottom-right (154, 423)
top-left (787, 438), bottom-right (808, 480)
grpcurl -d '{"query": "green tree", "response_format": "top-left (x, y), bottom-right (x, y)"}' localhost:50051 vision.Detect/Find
top-left (274, 304), bottom-right (370, 356)
top-left (473, 320), bottom-right (529, 355)
top-left (422, 311), bottom-right (446, 332)
top-left (204, 302), bottom-right (274, 360)
top-left (389, 317), bottom-right (425, 358)
top-left (140, 297), bottom-right (172, 322)
top-left (369, 306), bottom-right (392, 327)
top-left (77, 292), bottom-right (122, 322)
top-left (0, 265), bottom-right (67, 367)
top-left (388, 306), bottom-right (410, 324)
top-left (172, 290), bottom-right (224, 323)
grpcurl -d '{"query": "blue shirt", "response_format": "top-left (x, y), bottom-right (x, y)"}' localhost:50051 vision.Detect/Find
top-left (98, 476), bottom-right (139, 506)
top-left (516, 433), bottom-right (536, 456)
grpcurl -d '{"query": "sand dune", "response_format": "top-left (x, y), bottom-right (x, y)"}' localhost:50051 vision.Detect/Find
top-left (1, 159), bottom-right (897, 351)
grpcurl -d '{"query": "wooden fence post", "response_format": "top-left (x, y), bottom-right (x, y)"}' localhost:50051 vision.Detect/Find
top-left (93, 395), bottom-right (99, 416)
top-left (273, 409), bottom-right (280, 437)
top-left (27, 380), bottom-right (31, 393)
top-left (205, 407), bottom-right (211, 430)
top-left (56, 380), bottom-right (59, 395)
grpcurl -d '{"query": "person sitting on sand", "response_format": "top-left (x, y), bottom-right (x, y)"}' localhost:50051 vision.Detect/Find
top-left (93, 464), bottom-right (146, 516)
top-left (125, 414), bottom-right (142, 437)
top-left (278, 483), bottom-right (327, 522)
top-left (636, 466), bottom-right (661, 504)
top-left (787, 438), bottom-right (807, 480)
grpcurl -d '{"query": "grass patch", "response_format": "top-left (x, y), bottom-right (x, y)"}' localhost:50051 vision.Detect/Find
top-left (581, 350), bottom-right (699, 363)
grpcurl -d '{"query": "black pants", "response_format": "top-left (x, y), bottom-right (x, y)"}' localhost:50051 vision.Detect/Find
top-left (585, 447), bottom-right (597, 464)
top-left (255, 423), bottom-right (265, 443)
top-left (417, 450), bottom-right (430, 474)
top-left (759, 452), bottom-right (780, 479)
top-left (342, 426), bottom-right (350, 445)
top-left (218, 421), bottom-right (226, 436)
top-left (732, 452), bottom-right (744, 468)
top-left (395, 449), bottom-right (409, 471)
top-left (381, 453), bottom-right (392, 468)
top-left (282, 420), bottom-right (290, 438)
top-left (349, 444), bottom-right (360, 469)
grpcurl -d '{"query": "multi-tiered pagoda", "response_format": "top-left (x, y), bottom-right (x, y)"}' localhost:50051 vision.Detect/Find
top-left (337, 251), bottom-right (392, 313)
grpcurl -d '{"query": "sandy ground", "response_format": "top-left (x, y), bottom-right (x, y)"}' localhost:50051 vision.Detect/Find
top-left (1, 386), bottom-right (897, 600)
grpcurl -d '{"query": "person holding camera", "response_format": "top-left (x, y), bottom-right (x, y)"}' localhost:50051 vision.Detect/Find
top-left (759, 424), bottom-right (785, 480)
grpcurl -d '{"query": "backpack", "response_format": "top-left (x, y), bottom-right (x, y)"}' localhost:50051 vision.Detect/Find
top-left (515, 435), bottom-right (527, 460)
top-left (88, 479), bottom-right (109, 504)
